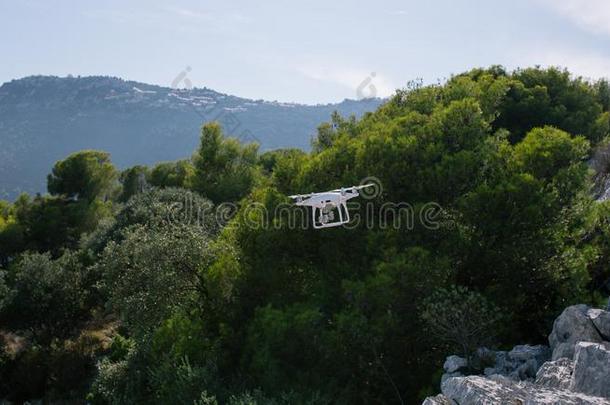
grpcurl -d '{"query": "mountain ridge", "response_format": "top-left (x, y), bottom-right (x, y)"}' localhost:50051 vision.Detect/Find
top-left (0, 75), bottom-right (385, 199)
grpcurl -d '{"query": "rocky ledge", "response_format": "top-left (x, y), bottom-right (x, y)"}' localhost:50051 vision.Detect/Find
top-left (423, 304), bottom-right (610, 404)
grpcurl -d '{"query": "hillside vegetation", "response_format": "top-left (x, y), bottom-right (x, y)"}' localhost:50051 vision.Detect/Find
top-left (0, 75), bottom-right (382, 199)
top-left (1, 66), bottom-right (610, 404)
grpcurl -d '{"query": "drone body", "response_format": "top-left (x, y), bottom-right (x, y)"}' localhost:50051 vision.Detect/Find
top-left (289, 184), bottom-right (374, 229)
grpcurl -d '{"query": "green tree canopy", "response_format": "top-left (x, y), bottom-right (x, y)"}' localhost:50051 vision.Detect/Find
top-left (0, 251), bottom-right (87, 343)
top-left (118, 165), bottom-right (149, 202)
top-left (148, 160), bottom-right (193, 189)
top-left (190, 122), bottom-right (259, 203)
top-left (47, 150), bottom-right (118, 201)
top-left (97, 224), bottom-right (232, 339)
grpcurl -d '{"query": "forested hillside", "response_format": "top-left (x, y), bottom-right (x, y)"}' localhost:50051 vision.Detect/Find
top-left (0, 75), bottom-right (383, 200)
top-left (1, 66), bottom-right (610, 404)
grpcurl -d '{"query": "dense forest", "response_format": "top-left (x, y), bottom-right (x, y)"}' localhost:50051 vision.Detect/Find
top-left (1, 66), bottom-right (610, 404)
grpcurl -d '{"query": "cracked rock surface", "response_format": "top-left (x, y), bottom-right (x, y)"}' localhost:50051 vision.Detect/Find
top-left (423, 305), bottom-right (610, 404)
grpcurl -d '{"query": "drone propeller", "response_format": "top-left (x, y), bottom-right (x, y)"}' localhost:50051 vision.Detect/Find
top-left (354, 183), bottom-right (375, 190)
top-left (330, 183), bottom-right (375, 193)
top-left (330, 187), bottom-right (348, 193)
top-left (288, 192), bottom-right (313, 201)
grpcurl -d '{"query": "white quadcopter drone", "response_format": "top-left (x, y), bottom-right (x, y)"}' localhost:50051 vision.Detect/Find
top-left (289, 184), bottom-right (374, 229)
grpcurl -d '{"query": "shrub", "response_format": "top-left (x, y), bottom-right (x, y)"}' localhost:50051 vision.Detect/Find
top-left (2, 251), bottom-right (87, 343)
top-left (421, 286), bottom-right (503, 358)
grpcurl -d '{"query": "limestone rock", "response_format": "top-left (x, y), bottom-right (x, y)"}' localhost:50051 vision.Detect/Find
top-left (509, 344), bottom-right (551, 365)
top-left (535, 358), bottom-right (574, 390)
top-left (483, 366), bottom-right (497, 377)
top-left (549, 305), bottom-right (603, 360)
top-left (421, 394), bottom-right (451, 405)
top-left (475, 345), bottom-right (550, 381)
top-left (509, 358), bottom-right (538, 381)
top-left (570, 342), bottom-right (610, 398)
top-left (422, 305), bottom-right (610, 405)
top-left (508, 344), bottom-right (551, 380)
top-left (443, 355), bottom-right (467, 373)
top-left (587, 308), bottom-right (610, 341)
top-left (441, 375), bottom-right (610, 404)
top-left (475, 349), bottom-right (510, 378)
top-left (441, 371), bottom-right (462, 385)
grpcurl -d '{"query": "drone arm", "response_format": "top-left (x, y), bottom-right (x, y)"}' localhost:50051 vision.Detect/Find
top-left (342, 192), bottom-right (360, 201)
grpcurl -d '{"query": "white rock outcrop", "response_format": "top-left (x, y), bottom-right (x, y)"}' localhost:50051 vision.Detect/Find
top-left (443, 355), bottom-right (467, 373)
top-left (587, 308), bottom-right (610, 341)
top-left (424, 305), bottom-right (610, 404)
top-left (441, 374), bottom-right (610, 404)
top-left (535, 357), bottom-right (573, 390)
top-left (549, 305), bottom-right (603, 361)
top-left (570, 342), bottom-right (610, 398)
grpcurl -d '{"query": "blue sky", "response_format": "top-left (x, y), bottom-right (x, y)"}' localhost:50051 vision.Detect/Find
top-left (1, 0), bottom-right (609, 104)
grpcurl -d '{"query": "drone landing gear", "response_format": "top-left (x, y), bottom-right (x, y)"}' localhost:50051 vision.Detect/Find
top-left (313, 202), bottom-right (350, 229)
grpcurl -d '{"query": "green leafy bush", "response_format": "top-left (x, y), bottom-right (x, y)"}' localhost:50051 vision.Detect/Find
top-left (1, 251), bottom-right (87, 343)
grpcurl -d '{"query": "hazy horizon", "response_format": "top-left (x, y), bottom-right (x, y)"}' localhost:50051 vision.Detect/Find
top-left (0, 73), bottom-right (386, 106)
top-left (2, 0), bottom-right (609, 104)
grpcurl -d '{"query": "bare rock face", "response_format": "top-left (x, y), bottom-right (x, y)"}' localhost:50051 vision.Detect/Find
top-left (587, 309), bottom-right (610, 341)
top-left (440, 355), bottom-right (467, 384)
top-left (423, 305), bottom-right (610, 405)
top-left (441, 371), bottom-right (462, 385)
top-left (535, 357), bottom-right (574, 390)
top-left (508, 345), bottom-right (551, 380)
top-left (421, 394), bottom-right (451, 405)
top-left (443, 355), bottom-right (467, 373)
top-left (440, 375), bottom-right (610, 405)
top-left (549, 305), bottom-right (603, 360)
top-left (509, 345), bottom-right (550, 363)
top-left (475, 344), bottom-right (550, 381)
top-left (570, 342), bottom-right (610, 399)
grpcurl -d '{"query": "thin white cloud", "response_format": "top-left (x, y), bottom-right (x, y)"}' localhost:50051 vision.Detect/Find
top-left (83, 6), bottom-right (250, 33)
top-left (163, 6), bottom-right (213, 21)
top-left (296, 64), bottom-right (396, 99)
top-left (538, 0), bottom-right (610, 37)
top-left (162, 6), bottom-right (251, 24)
top-left (516, 47), bottom-right (610, 81)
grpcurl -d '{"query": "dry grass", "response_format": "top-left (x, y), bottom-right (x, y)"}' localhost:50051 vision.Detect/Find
top-left (0, 330), bottom-right (28, 358)
top-left (1, 311), bottom-right (120, 359)
top-left (65, 312), bottom-right (120, 355)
